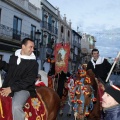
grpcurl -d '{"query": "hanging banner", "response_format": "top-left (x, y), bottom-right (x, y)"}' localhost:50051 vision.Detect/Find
top-left (54, 43), bottom-right (70, 74)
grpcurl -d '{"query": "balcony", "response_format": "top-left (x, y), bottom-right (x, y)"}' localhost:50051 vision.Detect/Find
top-left (73, 40), bottom-right (81, 48)
top-left (0, 24), bottom-right (30, 43)
top-left (5, 0), bottom-right (41, 21)
top-left (42, 21), bottom-right (58, 35)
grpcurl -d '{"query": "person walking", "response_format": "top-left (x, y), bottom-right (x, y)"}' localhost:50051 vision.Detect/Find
top-left (0, 38), bottom-right (38, 120)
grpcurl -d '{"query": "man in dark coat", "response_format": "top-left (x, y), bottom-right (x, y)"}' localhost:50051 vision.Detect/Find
top-left (0, 38), bottom-right (38, 120)
top-left (87, 48), bottom-right (112, 84)
top-left (86, 49), bottom-right (112, 119)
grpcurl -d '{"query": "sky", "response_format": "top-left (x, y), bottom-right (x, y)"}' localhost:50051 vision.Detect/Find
top-left (29, 0), bottom-right (120, 58)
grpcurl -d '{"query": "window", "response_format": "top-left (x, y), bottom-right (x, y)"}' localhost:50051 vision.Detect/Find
top-left (31, 25), bottom-right (36, 40)
top-left (61, 26), bottom-right (64, 33)
top-left (44, 15), bottom-right (48, 29)
top-left (52, 20), bottom-right (55, 33)
top-left (43, 11), bottom-right (48, 29)
top-left (0, 9), bottom-right (1, 23)
top-left (68, 30), bottom-right (70, 37)
top-left (0, 55), bottom-right (3, 61)
top-left (13, 16), bottom-right (22, 40)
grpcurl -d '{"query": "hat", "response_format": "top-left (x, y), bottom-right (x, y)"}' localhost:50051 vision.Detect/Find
top-left (105, 84), bottom-right (120, 104)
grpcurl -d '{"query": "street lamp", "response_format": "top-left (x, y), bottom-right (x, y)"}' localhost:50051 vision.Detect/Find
top-left (35, 29), bottom-right (41, 60)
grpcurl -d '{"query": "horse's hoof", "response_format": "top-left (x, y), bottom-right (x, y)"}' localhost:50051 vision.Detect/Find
top-left (59, 109), bottom-right (63, 116)
top-left (67, 113), bottom-right (71, 117)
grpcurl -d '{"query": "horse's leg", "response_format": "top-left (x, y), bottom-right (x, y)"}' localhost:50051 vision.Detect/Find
top-left (88, 94), bottom-right (101, 120)
top-left (78, 105), bottom-right (83, 120)
top-left (52, 77), bottom-right (55, 91)
top-left (59, 109), bottom-right (63, 116)
top-left (59, 100), bottom-right (64, 116)
top-left (67, 95), bottom-right (72, 116)
top-left (54, 78), bottom-right (58, 92)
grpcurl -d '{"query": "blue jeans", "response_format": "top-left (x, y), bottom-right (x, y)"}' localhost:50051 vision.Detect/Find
top-left (12, 90), bottom-right (30, 120)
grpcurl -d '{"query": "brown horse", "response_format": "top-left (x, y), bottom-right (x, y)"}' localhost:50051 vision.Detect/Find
top-left (36, 86), bottom-right (60, 120)
top-left (85, 69), bottom-right (101, 120)
top-left (0, 86), bottom-right (60, 120)
top-left (73, 70), bottom-right (95, 120)
top-left (73, 69), bottom-right (102, 120)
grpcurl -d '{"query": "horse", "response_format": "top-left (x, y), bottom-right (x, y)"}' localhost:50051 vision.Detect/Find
top-left (36, 86), bottom-right (60, 120)
top-left (86, 69), bottom-right (104, 120)
top-left (0, 86), bottom-right (60, 120)
top-left (0, 74), bottom-right (60, 120)
top-left (72, 69), bottom-right (96, 120)
top-left (59, 68), bottom-right (95, 119)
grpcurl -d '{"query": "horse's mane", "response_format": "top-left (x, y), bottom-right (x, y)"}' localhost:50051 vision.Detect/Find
top-left (86, 69), bottom-right (95, 78)
top-left (86, 69), bottom-right (101, 120)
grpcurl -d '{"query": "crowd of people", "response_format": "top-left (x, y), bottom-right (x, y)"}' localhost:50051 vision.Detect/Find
top-left (0, 37), bottom-right (120, 120)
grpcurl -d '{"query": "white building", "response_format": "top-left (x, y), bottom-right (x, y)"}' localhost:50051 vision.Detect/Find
top-left (0, 0), bottom-right (73, 72)
top-left (81, 33), bottom-right (96, 63)
top-left (0, 0), bottom-right (41, 66)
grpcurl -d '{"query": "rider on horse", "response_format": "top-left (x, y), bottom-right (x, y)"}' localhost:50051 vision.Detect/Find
top-left (0, 38), bottom-right (38, 120)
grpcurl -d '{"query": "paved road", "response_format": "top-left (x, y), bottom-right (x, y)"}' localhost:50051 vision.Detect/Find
top-left (110, 74), bottom-right (120, 82)
top-left (57, 74), bottom-right (120, 120)
top-left (57, 101), bottom-right (75, 120)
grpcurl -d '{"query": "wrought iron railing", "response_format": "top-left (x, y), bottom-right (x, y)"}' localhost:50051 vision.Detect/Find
top-left (73, 40), bottom-right (81, 48)
top-left (41, 21), bottom-right (58, 35)
top-left (0, 24), bottom-right (30, 41)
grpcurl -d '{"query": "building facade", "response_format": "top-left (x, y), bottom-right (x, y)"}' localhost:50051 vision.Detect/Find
top-left (57, 12), bottom-right (72, 72)
top-left (71, 30), bottom-right (82, 72)
top-left (0, 0), bottom-right (41, 64)
top-left (0, 0), bottom-right (96, 73)
top-left (39, 0), bottom-right (58, 69)
top-left (81, 33), bottom-right (96, 63)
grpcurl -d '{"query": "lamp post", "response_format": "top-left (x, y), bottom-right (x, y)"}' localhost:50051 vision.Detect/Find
top-left (35, 29), bottom-right (41, 60)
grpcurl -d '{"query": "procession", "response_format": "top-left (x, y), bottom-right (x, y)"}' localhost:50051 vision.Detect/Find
top-left (0, 0), bottom-right (120, 120)
top-left (0, 38), bottom-right (120, 120)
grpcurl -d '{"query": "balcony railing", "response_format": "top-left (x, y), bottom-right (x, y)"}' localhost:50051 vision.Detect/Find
top-left (42, 21), bottom-right (58, 35)
top-left (0, 24), bottom-right (30, 42)
top-left (73, 40), bottom-right (81, 48)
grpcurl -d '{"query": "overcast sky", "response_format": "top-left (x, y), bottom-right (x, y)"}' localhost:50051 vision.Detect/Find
top-left (30, 0), bottom-right (120, 58)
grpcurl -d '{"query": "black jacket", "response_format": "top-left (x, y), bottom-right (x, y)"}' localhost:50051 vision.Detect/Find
top-left (87, 58), bottom-right (111, 83)
top-left (103, 105), bottom-right (120, 120)
top-left (0, 54), bottom-right (38, 97)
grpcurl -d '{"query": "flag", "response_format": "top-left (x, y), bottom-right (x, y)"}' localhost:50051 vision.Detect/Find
top-left (54, 43), bottom-right (70, 73)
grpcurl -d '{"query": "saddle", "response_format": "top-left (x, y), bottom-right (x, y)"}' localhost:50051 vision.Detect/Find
top-left (0, 89), bottom-right (47, 120)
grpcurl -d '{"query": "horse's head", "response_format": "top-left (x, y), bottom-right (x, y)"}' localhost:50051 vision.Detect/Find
top-left (82, 64), bottom-right (87, 70)
top-left (84, 69), bottom-right (96, 86)
top-left (74, 84), bottom-right (95, 119)
top-left (76, 69), bottom-right (87, 80)
top-left (86, 69), bottom-right (95, 79)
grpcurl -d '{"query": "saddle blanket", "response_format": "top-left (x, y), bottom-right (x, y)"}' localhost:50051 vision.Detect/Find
top-left (0, 90), bottom-right (47, 120)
